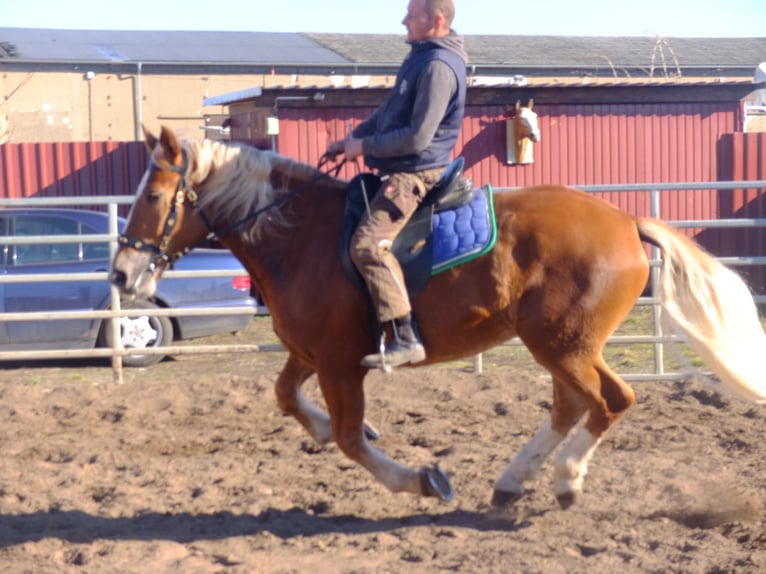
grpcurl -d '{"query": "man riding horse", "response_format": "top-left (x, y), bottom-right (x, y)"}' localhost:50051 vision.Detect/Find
top-left (327, 0), bottom-right (467, 369)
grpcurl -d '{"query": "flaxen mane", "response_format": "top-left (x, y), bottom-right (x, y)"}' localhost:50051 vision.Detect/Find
top-left (168, 139), bottom-right (341, 241)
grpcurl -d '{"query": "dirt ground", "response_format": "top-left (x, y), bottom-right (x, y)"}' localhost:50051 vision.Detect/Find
top-left (0, 318), bottom-right (765, 573)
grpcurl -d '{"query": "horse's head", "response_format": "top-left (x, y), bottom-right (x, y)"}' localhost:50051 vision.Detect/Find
top-left (515, 99), bottom-right (540, 143)
top-left (111, 126), bottom-right (211, 299)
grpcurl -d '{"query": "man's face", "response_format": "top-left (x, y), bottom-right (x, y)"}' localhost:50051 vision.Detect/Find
top-left (402, 0), bottom-right (437, 43)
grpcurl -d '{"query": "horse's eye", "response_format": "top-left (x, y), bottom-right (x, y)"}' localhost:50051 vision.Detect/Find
top-left (146, 191), bottom-right (162, 205)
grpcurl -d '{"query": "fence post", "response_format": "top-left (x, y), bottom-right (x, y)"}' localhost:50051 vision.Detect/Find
top-left (649, 187), bottom-right (664, 377)
top-left (108, 202), bottom-right (124, 384)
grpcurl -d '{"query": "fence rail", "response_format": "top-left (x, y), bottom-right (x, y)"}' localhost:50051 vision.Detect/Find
top-left (1, 180), bottom-right (765, 382)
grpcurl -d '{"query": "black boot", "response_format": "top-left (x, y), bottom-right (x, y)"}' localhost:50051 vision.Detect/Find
top-left (361, 313), bottom-right (426, 369)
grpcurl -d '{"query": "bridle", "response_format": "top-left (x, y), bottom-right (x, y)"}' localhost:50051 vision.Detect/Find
top-left (118, 147), bottom-right (347, 271)
top-left (118, 149), bottom-right (204, 271)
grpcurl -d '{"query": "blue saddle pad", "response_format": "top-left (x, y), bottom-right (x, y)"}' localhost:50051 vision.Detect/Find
top-left (432, 184), bottom-right (497, 274)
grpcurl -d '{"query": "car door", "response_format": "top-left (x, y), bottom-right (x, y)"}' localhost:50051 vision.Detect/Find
top-left (2, 213), bottom-right (110, 350)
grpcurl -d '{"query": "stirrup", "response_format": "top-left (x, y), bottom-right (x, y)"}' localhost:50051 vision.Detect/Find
top-left (378, 331), bottom-right (391, 373)
top-left (361, 333), bottom-right (426, 371)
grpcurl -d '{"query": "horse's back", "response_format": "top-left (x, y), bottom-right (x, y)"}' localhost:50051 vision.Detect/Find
top-left (496, 184), bottom-right (635, 225)
top-left (493, 185), bottom-right (645, 264)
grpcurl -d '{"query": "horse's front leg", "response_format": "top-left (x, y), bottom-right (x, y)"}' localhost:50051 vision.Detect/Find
top-left (317, 366), bottom-right (453, 501)
top-left (274, 353), bottom-right (381, 446)
top-left (274, 353), bottom-right (333, 444)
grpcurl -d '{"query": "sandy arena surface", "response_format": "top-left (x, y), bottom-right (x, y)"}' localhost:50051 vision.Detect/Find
top-left (0, 320), bottom-right (764, 573)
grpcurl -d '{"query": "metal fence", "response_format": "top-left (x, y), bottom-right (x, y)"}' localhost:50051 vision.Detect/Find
top-left (1, 180), bottom-right (765, 383)
top-left (0, 195), bottom-right (270, 383)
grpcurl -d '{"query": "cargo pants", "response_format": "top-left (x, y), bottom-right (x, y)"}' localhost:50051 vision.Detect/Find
top-left (350, 167), bottom-right (445, 323)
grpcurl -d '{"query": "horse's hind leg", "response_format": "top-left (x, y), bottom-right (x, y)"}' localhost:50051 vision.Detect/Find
top-left (492, 378), bottom-right (585, 506)
top-left (493, 358), bottom-right (634, 509)
top-left (549, 357), bottom-right (635, 509)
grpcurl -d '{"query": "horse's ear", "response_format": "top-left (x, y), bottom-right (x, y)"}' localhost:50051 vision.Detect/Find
top-left (528, 99), bottom-right (534, 110)
top-left (515, 100), bottom-right (521, 112)
top-left (158, 125), bottom-right (182, 162)
top-left (143, 125), bottom-right (158, 151)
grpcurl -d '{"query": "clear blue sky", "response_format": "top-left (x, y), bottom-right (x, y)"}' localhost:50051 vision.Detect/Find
top-left (3, 0), bottom-right (765, 37)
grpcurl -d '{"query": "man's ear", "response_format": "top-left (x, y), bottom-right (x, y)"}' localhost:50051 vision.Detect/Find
top-left (434, 12), bottom-right (448, 32)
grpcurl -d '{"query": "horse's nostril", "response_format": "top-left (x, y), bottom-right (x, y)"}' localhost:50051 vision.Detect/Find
top-left (111, 269), bottom-right (127, 288)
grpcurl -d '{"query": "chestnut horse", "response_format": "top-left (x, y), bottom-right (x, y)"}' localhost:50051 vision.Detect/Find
top-left (111, 126), bottom-right (766, 509)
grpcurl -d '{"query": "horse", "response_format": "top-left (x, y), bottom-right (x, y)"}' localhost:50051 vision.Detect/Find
top-left (111, 125), bottom-right (766, 510)
top-left (506, 99), bottom-right (540, 165)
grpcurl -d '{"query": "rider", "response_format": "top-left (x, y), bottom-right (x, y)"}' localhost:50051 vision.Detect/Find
top-left (327, 0), bottom-right (467, 369)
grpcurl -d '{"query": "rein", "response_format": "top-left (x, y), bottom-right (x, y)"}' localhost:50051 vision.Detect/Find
top-left (119, 148), bottom-right (346, 269)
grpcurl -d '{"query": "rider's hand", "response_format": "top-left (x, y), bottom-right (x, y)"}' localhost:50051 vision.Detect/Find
top-left (326, 140), bottom-right (345, 157)
top-left (344, 138), bottom-right (364, 161)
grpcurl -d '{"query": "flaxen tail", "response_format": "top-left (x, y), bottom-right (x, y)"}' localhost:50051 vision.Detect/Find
top-left (637, 218), bottom-right (766, 403)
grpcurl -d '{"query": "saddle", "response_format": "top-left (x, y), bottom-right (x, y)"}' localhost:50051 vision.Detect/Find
top-left (339, 157), bottom-right (483, 297)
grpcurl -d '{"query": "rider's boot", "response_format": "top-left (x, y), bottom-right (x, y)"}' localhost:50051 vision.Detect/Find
top-left (361, 313), bottom-right (426, 369)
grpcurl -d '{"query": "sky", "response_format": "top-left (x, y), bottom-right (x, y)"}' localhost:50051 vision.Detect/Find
top-left (3, 0), bottom-right (765, 37)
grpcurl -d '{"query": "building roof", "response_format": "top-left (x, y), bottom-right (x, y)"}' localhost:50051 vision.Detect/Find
top-left (0, 29), bottom-right (348, 65)
top-left (308, 34), bottom-right (766, 76)
top-left (1, 28), bottom-right (764, 79)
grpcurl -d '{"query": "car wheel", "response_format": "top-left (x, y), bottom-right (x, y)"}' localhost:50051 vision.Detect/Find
top-left (98, 300), bottom-right (174, 367)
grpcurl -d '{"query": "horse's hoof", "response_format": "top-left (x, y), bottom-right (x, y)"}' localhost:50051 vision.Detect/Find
top-left (491, 488), bottom-right (524, 508)
top-left (419, 465), bottom-right (454, 502)
top-left (556, 491), bottom-right (577, 510)
top-left (363, 422), bottom-right (381, 441)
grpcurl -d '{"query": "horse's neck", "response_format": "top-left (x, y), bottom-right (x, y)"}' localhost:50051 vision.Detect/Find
top-left (267, 155), bottom-right (343, 192)
top-left (221, 172), bottom-right (347, 312)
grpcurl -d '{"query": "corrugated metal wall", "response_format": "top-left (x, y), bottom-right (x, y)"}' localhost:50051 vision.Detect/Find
top-left (710, 132), bottom-right (766, 290)
top-left (0, 109), bottom-right (756, 219)
top-left (275, 102), bottom-right (744, 223)
top-left (0, 141), bottom-right (147, 207)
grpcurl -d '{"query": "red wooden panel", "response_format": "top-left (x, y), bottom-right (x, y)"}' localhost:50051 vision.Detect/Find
top-left (0, 141), bottom-right (148, 208)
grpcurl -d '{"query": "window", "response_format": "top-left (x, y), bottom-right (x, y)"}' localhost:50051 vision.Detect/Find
top-left (13, 216), bottom-right (80, 265)
top-left (82, 237), bottom-right (110, 260)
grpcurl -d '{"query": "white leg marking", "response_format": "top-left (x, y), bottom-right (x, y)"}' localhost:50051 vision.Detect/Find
top-left (292, 390), bottom-right (421, 495)
top-left (364, 444), bottom-right (421, 495)
top-left (495, 418), bottom-right (566, 495)
top-left (295, 389), bottom-right (334, 445)
top-left (553, 425), bottom-right (601, 498)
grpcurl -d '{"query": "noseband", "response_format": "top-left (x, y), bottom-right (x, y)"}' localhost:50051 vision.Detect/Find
top-left (118, 149), bottom-right (209, 271)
